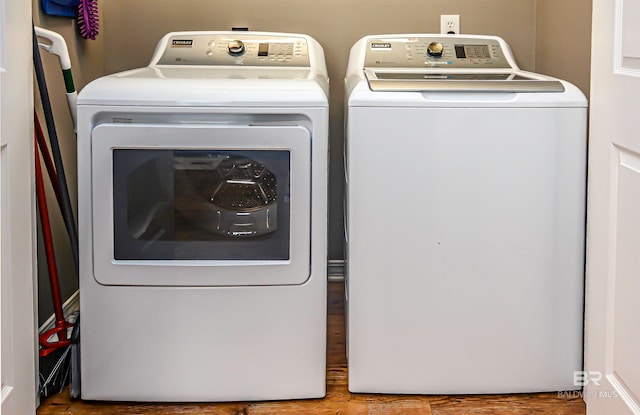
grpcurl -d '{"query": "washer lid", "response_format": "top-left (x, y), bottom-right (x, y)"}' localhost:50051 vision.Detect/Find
top-left (365, 69), bottom-right (565, 93)
top-left (360, 34), bottom-right (563, 93)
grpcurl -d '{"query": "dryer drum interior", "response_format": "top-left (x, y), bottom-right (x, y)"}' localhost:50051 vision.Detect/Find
top-left (178, 153), bottom-right (279, 237)
top-left (113, 148), bottom-right (291, 261)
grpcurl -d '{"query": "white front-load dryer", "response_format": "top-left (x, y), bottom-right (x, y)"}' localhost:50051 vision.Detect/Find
top-left (77, 31), bottom-right (328, 401)
top-left (344, 34), bottom-right (587, 394)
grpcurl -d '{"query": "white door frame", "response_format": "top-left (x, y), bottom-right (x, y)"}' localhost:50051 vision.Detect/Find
top-left (0, 0), bottom-right (37, 413)
top-left (585, 0), bottom-right (640, 413)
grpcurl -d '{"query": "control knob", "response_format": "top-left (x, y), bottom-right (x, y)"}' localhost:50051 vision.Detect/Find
top-left (228, 40), bottom-right (246, 56)
top-left (427, 42), bottom-right (444, 58)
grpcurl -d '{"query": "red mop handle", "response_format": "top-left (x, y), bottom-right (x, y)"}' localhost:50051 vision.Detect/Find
top-left (34, 113), bottom-right (63, 213)
top-left (35, 134), bottom-right (72, 356)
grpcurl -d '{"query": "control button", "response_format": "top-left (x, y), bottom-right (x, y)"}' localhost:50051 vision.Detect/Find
top-left (427, 42), bottom-right (444, 58)
top-left (228, 40), bottom-right (246, 56)
top-left (206, 50), bottom-right (214, 56)
top-left (208, 41), bottom-right (215, 47)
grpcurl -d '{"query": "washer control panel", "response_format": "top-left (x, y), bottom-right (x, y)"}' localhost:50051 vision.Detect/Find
top-left (155, 34), bottom-right (310, 67)
top-left (364, 36), bottom-right (511, 69)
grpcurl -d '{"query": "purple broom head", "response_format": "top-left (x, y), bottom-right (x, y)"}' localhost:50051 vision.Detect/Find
top-left (77, 0), bottom-right (99, 40)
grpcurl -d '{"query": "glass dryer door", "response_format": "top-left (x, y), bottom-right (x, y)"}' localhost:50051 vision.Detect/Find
top-left (91, 123), bottom-right (311, 286)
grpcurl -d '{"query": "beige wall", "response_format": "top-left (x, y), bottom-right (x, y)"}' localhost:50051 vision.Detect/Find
top-left (33, 4), bottom-right (104, 324)
top-left (535, 0), bottom-right (592, 96)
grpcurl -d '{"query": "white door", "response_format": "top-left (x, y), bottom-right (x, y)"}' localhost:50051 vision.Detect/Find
top-left (585, 0), bottom-right (640, 414)
top-left (0, 0), bottom-right (37, 414)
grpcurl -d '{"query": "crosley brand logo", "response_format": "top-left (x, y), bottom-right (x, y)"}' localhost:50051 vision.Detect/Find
top-left (371, 42), bottom-right (392, 50)
top-left (171, 39), bottom-right (193, 48)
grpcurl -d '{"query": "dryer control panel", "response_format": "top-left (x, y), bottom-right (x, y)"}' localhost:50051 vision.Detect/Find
top-left (154, 33), bottom-right (311, 67)
top-left (364, 36), bottom-right (512, 69)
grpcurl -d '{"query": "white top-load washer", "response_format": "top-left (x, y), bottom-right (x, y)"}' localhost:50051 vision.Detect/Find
top-left (344, 34), bottom-right (587, 394)
top-left (77, 31), bottom-right (328, 401)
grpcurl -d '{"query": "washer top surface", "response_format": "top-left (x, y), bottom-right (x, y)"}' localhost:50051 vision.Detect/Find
top-left (79, 31), bottom-right (328, 107)
top-left (346, 34), bottom-right (587, 107)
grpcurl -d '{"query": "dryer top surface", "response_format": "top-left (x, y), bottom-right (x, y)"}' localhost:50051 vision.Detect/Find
top-left (78, 31), bottom-right (329, 107)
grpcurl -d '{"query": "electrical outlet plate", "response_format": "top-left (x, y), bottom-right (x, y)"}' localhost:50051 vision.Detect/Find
top-left (440, 14), bottom-right (460, 34)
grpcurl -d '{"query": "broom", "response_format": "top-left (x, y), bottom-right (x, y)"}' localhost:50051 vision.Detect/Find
top-left (34, 124), bottom-right (75, 397)
top-left (33, 24), bottom-right (81, 398)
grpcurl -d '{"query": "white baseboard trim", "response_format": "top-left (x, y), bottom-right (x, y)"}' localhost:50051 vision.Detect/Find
top-left (38, 289), bottom-right (80, 333)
